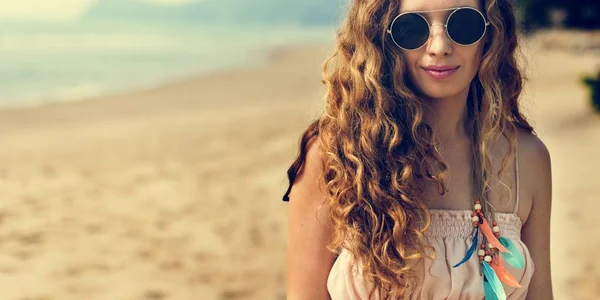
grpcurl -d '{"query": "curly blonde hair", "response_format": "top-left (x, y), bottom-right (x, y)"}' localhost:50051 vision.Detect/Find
top-left (282, 0), bottom-right (535, 298)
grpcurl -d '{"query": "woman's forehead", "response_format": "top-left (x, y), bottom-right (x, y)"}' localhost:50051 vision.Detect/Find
top-left (399, 0), bottom-right (481, 13)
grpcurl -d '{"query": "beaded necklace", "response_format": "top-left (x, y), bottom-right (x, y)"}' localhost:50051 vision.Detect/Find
top-left (452, 199), bottom-right (525, 300)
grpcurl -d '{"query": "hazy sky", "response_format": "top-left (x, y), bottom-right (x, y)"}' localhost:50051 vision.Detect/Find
top-left (0, 0), bottom-right (201, 22)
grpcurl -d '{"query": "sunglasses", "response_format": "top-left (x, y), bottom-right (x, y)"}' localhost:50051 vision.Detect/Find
top-left (387, 6), bottom-right (490, 51)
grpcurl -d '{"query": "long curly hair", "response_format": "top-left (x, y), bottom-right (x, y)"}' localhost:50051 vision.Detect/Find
top-left (282, 0), bottom-right (535, 298)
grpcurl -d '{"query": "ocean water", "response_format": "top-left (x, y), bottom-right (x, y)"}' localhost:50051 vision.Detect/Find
top-left (0, 21), bottom-right (335, 108)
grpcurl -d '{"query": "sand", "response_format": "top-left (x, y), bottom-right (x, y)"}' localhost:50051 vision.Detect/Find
top-left (0, 31), bottom-right (597, 300)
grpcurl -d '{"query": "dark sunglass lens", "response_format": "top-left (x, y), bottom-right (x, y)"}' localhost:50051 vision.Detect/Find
top-left (447, 8), bottom-right (486, 45)
top-left (390, 13), bottom-right (429, 50)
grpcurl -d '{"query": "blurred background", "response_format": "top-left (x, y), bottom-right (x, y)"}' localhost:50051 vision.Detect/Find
top-left (0, 0), bottom-right (597, 299)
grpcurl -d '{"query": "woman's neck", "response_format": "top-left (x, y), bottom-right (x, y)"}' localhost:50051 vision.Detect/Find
top-left (421, 87), bottom-right (470, 145)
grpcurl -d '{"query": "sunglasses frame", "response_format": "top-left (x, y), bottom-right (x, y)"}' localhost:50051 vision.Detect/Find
top-left (387, 6), bottom-right (490, 51)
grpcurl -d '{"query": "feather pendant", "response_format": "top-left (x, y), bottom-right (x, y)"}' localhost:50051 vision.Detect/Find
top-left (499, 236), bottom-right (525, 269)
top-left (490, 255), bottom-right (522, 288)
top-left (479, 216), bottom-right (509, 253)
top-left (484, 278), bottom-right (500, 300)
top-left (482, 261), bottom-right (507, 300)
top-left (453, 226), bottom-right (478, 268)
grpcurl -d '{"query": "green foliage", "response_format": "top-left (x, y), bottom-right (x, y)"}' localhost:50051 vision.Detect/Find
top-left (515, 0), bottom-right (600, 33)
top-left (582, 70), bottom-right (600, 113)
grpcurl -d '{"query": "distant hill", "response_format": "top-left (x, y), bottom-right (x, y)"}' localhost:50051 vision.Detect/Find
top-left (80, 0), bottom-right (348, 25)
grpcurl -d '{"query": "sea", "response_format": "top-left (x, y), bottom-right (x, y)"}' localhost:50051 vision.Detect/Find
top-left (0, 21), bottom-right (335, 108)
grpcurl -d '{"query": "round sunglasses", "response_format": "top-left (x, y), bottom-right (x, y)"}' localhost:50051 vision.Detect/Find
top-left (387, 7), bottom-right (490, 51)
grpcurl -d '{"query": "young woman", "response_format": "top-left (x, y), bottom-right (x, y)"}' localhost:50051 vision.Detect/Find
top-left (282, 0), bottom-right (553, 299)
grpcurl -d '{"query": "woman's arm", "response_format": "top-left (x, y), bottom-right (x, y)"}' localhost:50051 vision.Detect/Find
top-left (521, 134), bottom-right (554, 300)
top-left (286, 138), bottom-right (336, 300)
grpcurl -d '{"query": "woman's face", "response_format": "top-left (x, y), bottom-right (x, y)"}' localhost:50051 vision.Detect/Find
top-left (396, 0), bottom-right (488, 100)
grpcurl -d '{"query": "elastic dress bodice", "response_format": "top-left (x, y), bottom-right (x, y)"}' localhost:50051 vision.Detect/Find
top-left (327, 151), bottom-right (535, 299)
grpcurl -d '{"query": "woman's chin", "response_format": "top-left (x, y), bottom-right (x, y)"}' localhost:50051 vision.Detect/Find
top-left (418, 88), bottom-right (458, 100)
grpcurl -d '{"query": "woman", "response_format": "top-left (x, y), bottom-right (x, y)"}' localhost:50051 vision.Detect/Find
top-left (282, 0), bottom-right (553, 299)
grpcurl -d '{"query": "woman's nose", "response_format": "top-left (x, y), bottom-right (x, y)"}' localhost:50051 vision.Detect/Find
top-left (426, 24), bottom-right (452, 56)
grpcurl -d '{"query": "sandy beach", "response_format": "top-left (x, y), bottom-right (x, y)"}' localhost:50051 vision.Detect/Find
top-left (0, 32), bottom-right (598, 300)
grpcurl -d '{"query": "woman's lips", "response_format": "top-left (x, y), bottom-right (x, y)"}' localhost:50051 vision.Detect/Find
top-left (422, 66), bottom-right (459, 80)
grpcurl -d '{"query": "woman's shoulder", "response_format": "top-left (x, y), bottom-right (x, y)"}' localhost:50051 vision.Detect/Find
top-left (305, 135), bottom-right (325, 169)
top-left (288, 135), bottom-right (327, 202)
top-left (517, 129), bottom-right (551, 170)
top-left (516, 129), bottom-right (552, 205)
